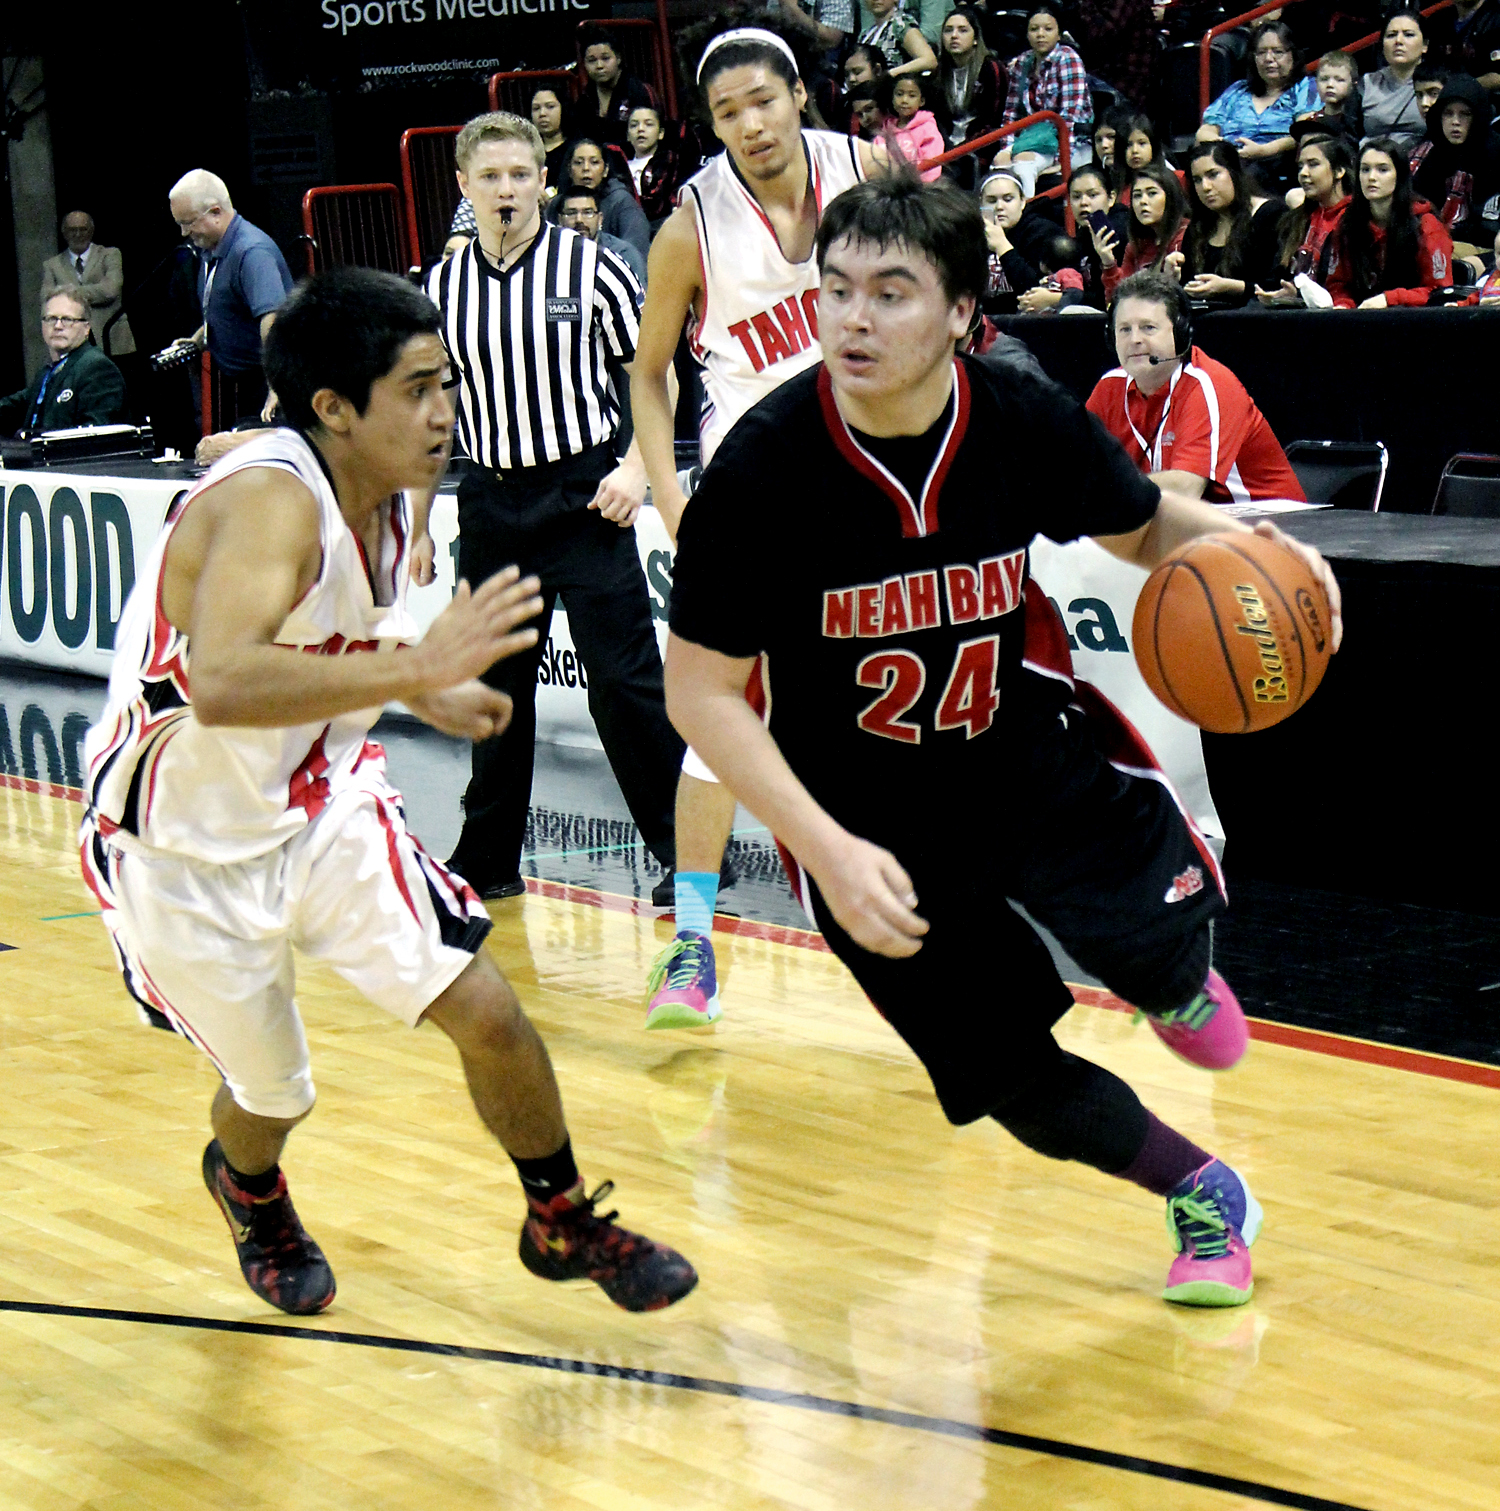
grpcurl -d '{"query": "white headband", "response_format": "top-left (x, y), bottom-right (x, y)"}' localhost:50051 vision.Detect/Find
top-left (696, 28), bottom-right (800, 85)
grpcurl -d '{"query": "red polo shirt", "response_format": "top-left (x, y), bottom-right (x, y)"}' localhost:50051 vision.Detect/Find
top-left (1086, 346), bottom-right (1305, 504)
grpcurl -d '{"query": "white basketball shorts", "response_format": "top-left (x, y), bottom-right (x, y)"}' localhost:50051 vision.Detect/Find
top-left (80, 754), bottom-right (491, 1120)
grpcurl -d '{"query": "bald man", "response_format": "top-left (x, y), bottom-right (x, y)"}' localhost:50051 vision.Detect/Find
top-left (164, 169), bottom-right (293, 422)
top-left (41, 212), bottom-right (135, 356)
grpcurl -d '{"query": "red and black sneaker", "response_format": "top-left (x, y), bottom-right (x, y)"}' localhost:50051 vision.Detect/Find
top-left (201, 1140), bottom-right (336, 1316)
top-left (518, 1180), bottom-right (697, 1312)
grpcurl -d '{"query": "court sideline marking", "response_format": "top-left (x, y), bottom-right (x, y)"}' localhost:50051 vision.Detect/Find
top-left (525, 877), bottom-right (1500, 1090)
top-left (0, 1298), bottom-right (1378, 1511)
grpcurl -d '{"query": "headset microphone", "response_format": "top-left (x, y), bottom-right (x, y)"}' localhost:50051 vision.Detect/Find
top-left (1147, 355), bottom-right (1175, 365)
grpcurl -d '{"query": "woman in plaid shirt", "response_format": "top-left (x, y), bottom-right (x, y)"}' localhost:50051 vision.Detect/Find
top-left (996, 6), bottom-right (1092, 172)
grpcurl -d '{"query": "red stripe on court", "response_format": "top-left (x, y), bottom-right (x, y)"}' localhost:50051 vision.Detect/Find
top-left (1067, 982), bottom-right (1500, 1089)
top-left (1, 772), bottom-right (83, 801)
top-left (522, 880), bottom-right (1498, 1088)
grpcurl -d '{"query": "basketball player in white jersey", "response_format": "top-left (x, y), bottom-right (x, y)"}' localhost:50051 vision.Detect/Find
top-left (79, 268), bottom-right (696, 1317)
top-left (632, 16), bottom-right (885, 1030)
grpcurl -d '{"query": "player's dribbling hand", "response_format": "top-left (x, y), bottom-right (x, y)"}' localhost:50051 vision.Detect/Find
top-left (1252, 520), bottom-right (1344, 652)
top-left (417, 566), bottom-right (544, 687)
top-left (815, 835), bottom-right (929, 959)
top-left (408, 681), bottom-right (514, 741)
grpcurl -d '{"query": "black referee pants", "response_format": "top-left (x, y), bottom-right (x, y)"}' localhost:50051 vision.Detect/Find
top-left (448, 453), bottom-right (682, 888)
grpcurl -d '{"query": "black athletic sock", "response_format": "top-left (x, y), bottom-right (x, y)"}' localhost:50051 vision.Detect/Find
top-left (512, 1139), bottom-right (580, 1205)
top-left (225, 1158), bottom-right (280, 1198)
top-left (992, 1052), bottom-right (1150, 1174)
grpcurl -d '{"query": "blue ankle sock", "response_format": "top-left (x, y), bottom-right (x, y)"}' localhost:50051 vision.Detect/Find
top-left (675, 871), bottom-right (719, 938)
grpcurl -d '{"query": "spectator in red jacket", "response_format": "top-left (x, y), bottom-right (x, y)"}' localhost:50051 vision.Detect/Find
top-left (1101, 162), bottom-right (1191, 297)
top-left (1258, 134), bottom-right (1355, 304)
top-left (1325, 137), bottom-right (1454, 307)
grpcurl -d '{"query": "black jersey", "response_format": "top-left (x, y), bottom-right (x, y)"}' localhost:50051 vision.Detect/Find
top-left (669, 354), bottom-right (1160, 847)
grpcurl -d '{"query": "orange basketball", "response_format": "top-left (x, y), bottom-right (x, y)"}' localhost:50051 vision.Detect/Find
top-left (1132, 532), bottom-right (1334, 734)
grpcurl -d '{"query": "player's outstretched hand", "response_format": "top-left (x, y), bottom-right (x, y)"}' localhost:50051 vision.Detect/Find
top-left (415, 566), bottom-right (544, 690)
top-left (814, 835), bottom-right (929, 959)
top-left (407, 681), bottom-right (514, 742)
top-left (1252, 520), bottom-right (1344, 652)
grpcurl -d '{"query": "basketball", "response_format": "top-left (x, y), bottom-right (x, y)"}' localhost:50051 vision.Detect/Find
top-left (1132, 532), bottom-right (1334, 734)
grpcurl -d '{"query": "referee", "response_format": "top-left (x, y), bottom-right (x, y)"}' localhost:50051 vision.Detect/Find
top-left (427, 112), bottom-right (681, 898)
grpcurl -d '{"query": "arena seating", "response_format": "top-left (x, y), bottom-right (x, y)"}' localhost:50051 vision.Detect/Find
top-left (300, 185), bottom-right (405, 277)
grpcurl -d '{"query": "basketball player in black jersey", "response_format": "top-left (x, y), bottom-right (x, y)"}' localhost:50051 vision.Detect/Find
top-left (664, 174), bottom-right (1342, 1307)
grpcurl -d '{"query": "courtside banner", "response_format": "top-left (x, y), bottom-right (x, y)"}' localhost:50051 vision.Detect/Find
top-left (245, 0), bottom-right (588, 91)
top-left (0, 473), bottom-right (185, 678)
top-left (0, 471), bottom-right (1218, 841)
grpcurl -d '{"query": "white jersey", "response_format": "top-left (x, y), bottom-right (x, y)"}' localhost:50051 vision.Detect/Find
top-left (82, 429), bottom-right (420, 866)
top-left (683, 130), bottom-right (866, 462)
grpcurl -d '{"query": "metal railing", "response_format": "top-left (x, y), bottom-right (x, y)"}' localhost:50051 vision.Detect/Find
top-left (1304, 0), bottom-right (1456, 72)
top-left (399, 125), bottom-right (462, 271)
top-left (300, 184), bottom-right (405, 277)
top-left (919, 112), bottom-right (1074, 220)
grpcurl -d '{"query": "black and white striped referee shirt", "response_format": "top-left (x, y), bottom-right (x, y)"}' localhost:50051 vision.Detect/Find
top-left (425, 222), bottom-right (641, 472)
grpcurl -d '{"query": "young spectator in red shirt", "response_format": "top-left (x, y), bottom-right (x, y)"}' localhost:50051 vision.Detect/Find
top-left (1087, 271), bottom-right (1306, 505)
top-left (1325, 137), bottom-right (1454, 307)
top-left (1101, 162), bottom-right (1191, 298)
top-left (1258, 134), bottom-right (1355, 304)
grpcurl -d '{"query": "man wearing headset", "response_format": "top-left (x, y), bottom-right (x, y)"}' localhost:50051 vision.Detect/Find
top-left (1087, 272), bottom-right (1305, 506)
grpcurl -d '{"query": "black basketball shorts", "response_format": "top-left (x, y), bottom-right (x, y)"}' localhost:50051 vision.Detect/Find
top-left (803, 697), bottom-right (1226, 1125)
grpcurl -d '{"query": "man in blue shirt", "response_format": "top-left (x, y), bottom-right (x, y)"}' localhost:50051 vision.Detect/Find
top-left (164, 169), bottom-right (293, 422)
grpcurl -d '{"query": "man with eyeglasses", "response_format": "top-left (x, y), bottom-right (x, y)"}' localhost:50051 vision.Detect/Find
top-left (161, 169), bottom-right (293, 424)
top-left (0, 289), bottom-right (126, 439)
top-left (554, 187), bottom-right (649, 288)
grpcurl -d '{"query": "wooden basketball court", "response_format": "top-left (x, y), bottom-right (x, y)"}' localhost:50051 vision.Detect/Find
top-left (2, 772), bottom-right (1496, 1511)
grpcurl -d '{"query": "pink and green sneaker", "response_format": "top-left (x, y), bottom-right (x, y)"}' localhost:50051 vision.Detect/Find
top-left (1141, 968), bottom-right (1248, 1070)
top-left (1163, 1159), bottom-right (1262, 1308)
top-left (644, 933), bottom-right (722, 1030)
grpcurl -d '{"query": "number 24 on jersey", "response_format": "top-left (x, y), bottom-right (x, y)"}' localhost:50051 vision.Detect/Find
top-left (855, 636), bottom-right (1000, 744)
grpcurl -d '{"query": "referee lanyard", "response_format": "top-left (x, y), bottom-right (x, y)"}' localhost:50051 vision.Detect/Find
top-left (1124, 361), bottom-right (1186, 472)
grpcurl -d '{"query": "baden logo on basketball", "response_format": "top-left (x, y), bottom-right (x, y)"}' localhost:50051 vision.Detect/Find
top-left (1232, 584), bottom-right (1289, 705)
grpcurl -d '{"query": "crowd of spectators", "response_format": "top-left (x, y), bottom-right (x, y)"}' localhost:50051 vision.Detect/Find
top-left (12, 1), bottom-right (1500, 453)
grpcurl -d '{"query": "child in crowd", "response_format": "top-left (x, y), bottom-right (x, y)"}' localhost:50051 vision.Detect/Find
top-left (848, 85), bottom-right (885, 141)
top-left (1415, 63), bottom-right (1449, 122)
top-left (878, 74), bottom-right (946, 181)
top-left (1293, 50), bottom-right (1363, 149)
top-left (1116, 115), bottom-right (1186, 202)
top-left (625, 106), bottom-right (695, 229)
top-left (1037, 233), bottom-right (1086, 305)
top-left (1409, 74), bottom-right (1500, 246)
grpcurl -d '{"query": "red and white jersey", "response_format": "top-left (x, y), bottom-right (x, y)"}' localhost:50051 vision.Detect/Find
top-left (82, 429), bottom-right (419, 865)
top-left (1085, 346), bottom-right (1305, 506)
top-left (682, 130), bottom-right (866, 462)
